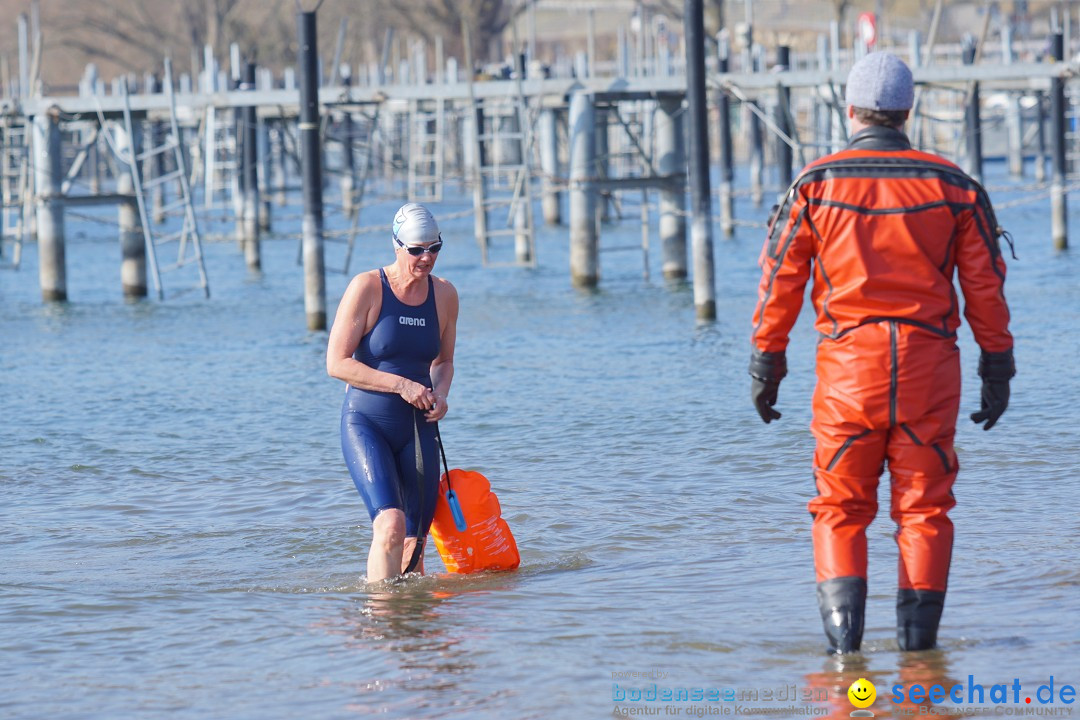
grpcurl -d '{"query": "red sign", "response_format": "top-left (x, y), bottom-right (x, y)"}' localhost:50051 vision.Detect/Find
top-left (857, 12), bottom-right (878, 48)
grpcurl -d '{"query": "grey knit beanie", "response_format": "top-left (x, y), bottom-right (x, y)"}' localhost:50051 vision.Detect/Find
top-left (845, 52), bottom-right (914, 111)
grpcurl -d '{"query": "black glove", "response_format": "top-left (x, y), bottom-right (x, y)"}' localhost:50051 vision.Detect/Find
top-left (749, 349), bottom-right (787, 424)
top-left (970, 348), bottom-right (1015, 431)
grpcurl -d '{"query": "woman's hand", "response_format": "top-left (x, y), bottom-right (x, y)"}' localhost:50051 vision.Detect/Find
top-left (396, 378), bottom-right (436, 410)
top-left (425, 394), bottom-right (448, 422)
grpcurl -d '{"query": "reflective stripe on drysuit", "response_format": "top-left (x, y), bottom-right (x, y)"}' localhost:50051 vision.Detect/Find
top-left (751, 125), bottom-right (1013, 592)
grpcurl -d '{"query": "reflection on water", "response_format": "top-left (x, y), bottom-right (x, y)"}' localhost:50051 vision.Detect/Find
top-left (804, 650), bottom-right (974, 720)
top-left (804, 654), bottom-right (875, 719)
top-left (313, 572), bottom-right (527, 716)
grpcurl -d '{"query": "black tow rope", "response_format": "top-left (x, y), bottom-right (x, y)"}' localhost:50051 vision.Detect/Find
top-left (403, 410), bottom-right (427, 576)
top-left (402, 408), bottom-right (457, 577)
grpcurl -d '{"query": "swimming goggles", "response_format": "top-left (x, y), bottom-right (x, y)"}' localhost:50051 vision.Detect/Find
top-left (394, 236), bottom-right (443, 256)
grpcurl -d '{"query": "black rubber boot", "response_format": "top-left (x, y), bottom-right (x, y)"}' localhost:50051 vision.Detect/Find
top-left (817, 577), bottom-right (867, 654)
top-left (897, 589), bottom-right (945, 651)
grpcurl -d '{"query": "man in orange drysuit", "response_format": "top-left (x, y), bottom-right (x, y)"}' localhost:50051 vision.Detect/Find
top-left (749, 52), bottom-right (1014, 654)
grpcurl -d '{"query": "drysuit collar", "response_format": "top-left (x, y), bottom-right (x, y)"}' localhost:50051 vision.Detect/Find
top-left (846, 124), bottom-right (912, 152)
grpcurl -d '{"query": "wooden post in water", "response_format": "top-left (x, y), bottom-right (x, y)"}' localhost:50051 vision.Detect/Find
top-left (717, 33), bottom-right (735, 238)
top-left (242, 61), bottom-right (260, 271)
top-left (568, 91), bottom-right (598, 286)
top-left (684, 0), bottom-right (715, 319)
top-left (298, 11), bottom-right (326, 330)
top-left (116, 120), bottom-right (146, 298)
top-left (1050, 30), bottom-right (1068, 251)
top-left (962, 37), bottom-right (983, 185)
top-left (33, 110), bottom-right (65, 302)
top-left (775, 45), bottom-right (793, 190)
top-left (656, 94), bottom-right (686, 280)
top-left (539, 107), bottom-right (562, 225)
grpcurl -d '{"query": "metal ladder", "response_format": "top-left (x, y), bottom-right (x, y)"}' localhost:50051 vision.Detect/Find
top-left (326, 106), bottom-right (382, 275)
top-left (202, 105), bottom-right (240, 216)
top-left (121, 58), bottom-right (210, 299)
top-left (0, 116), bottom-right (29, 270)
top-left (466, 74), bottom-right (537, 267)
top-left (407, 97), bottom-right (444, 202)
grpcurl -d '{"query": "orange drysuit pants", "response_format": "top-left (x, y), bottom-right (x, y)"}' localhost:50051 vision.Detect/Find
top-left (809, 322), bottom-right (959, 593)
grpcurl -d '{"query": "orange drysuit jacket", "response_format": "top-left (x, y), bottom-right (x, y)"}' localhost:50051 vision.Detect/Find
top-left (752, 126), bottom-right (1012, 357)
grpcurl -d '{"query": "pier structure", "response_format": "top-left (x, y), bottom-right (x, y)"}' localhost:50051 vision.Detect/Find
top-left (1, 9), bottom-right (1078, 326)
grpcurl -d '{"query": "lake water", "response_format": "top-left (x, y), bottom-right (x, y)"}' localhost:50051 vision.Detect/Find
top-left (2, 162), bottom-right (1077, 719)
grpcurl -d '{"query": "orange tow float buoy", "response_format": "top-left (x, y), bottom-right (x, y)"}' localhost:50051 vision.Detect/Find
top-left (429, 428), bottom-right (519, 574)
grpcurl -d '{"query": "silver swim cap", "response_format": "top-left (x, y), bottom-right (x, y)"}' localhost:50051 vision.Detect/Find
top-left (392, 203), bottom-right (441, 248)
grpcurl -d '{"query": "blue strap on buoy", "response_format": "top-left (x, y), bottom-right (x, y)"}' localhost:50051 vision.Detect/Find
top-left (435, 422), bottom-right (468, 532)
top-left (447, 489), bottom-right (468, 532)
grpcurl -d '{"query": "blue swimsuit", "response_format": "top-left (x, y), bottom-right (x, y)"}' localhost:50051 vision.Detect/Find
top-left (341, 269), bottom-right (441, 537)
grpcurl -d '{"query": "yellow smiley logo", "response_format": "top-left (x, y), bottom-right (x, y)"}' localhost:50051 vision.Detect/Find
top-left (848, 677), bottom-right (876, 708)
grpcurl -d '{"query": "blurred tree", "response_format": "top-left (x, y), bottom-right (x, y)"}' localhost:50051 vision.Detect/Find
top-left (44, 0), bottom-right (381, 86)
top-left (384, 0), bottom-right (532, 65)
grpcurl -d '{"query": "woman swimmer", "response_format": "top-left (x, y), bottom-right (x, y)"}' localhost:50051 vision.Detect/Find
top-left (326, 203), bottom-right (459, 582)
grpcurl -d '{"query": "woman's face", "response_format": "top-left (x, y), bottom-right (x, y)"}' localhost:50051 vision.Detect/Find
top-left (395, 238), bottom-right (442, 276)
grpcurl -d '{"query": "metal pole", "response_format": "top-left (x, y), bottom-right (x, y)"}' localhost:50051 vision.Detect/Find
top-left (539, 107), bottom-right (562, 225)
top-left (908, 30), bottom-right (923, 151)
top-left (595, 106), bottom-right (610, 222)
top-left (33, 110), bottom-right (65, 302)
top-left (617, 26), bottom-right (629, 77)
top-left (962, 38), bottom-right (983, 185)
top-left (1002, 23), bottom-right (1025, 178)
top-left (528, 1), bottom-right (537, 67)
top-left (274, 122), bottom-right (288, 206)
top-left (298, 11), bottom-right (326, 329)
top-left (587, 9), bottom-right (596, 78)
top-left (17, 14), bottom-right (28, 98)
top-left (684, 0), bottom-right (715, 319)
top-left (830, 20), bottom-right (844, 153)
top-left (1035, 90), bottom-right (1047, 183)
top-left (231, 58), bottom-right (244, 228)
top-left (656, 95), bottom-right (686, 280)
top-left (149, 74), bottom-right (166, 224)
top-left (1051, 30), bottom-right (1068, 251)
top-left (242, 61), bottom-right (260, 270)
top-left (816, 34), bottom-right (830, 160)
top-left (568, 91), bottom-right (598, 286)
top-left (749, 45), bottom-right (764, 207)
top-left (717, 34), bottom-right (735, 238)
top-left (775, 45), bottom-right (794, 190)
top-left (471, 102), bottom-right (488, 247)
top-left (258, 111), bottom-right (272, 231)
top-left (341, 72), bottom-right (356, 217)
top-left (116, 122), bottom-right (146, 298)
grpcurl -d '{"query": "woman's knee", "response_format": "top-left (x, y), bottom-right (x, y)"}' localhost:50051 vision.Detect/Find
top-left (371, 509), bottom-right (406, 548)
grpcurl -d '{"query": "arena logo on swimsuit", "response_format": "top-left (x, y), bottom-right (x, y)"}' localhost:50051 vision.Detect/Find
top-left (398, 316), bottom-right (426, 327)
